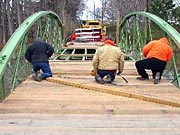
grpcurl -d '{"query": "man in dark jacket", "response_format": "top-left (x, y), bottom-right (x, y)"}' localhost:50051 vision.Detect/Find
top-left (25, 38), bottom-right (54, 82)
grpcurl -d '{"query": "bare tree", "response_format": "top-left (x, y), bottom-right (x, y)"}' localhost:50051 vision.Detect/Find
top-left (0, 0), bottom-right (89, 49)
top-left (6, 0), bottom-right (13, 36)
top-left (16, 0), bottom-right (22, 26)
top-left (0, 1), bottom-right (6, 47)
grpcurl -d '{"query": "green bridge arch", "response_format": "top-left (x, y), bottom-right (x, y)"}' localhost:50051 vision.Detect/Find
top-left (0, 11), bottom-right (63, 100)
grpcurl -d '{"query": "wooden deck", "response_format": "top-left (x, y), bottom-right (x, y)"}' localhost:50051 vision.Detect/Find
top-left (1, 61), bottom-right (180, 135)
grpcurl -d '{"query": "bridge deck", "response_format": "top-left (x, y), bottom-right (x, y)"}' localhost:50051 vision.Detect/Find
top-left (1, 61), bottom-right (180, 134)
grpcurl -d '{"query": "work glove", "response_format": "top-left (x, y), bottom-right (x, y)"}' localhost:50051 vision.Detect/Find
top-left (117, 71), bottom-right (121, 75)
top-left (90, 69), bottom-right (97, 76)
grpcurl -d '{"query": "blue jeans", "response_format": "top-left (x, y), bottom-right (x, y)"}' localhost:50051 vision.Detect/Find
top-left (32, 62), bottom-right (52, 79)
top-left (97, 70), bottom-right (117, 81)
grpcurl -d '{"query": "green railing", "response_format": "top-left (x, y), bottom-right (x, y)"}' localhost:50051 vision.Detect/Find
top-left (119, 11), bottom-right (180, 87)
top-left (0, 11), bottom-right (63, 100)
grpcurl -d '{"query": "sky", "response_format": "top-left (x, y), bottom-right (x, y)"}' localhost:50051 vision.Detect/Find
top-left (81, 0), bottom-right (102, 20)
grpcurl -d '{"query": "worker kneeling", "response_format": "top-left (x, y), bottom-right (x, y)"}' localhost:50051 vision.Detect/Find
top-left (135, 37), bottom-right (173, 84)
top-left (92, 39), bottom-right (124, 84)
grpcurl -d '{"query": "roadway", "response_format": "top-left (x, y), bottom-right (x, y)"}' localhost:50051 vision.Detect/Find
top-left (0, 61), bottom-right (180, 135)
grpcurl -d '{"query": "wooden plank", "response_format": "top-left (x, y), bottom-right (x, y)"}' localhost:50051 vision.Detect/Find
top-left (0, 114), bottom-right (180, 135)
top-left (1, 61), bottom-right (180, 134)
top-left (0, 78), bottom-right (180, 115)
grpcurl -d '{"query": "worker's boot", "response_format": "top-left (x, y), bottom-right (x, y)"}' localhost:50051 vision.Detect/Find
top-left (154, 72), bottom-right (160, 84)
top-left (36, 73), bottom-right (42, 82)
top-left (104, 74), bottom-right (112, 83)
top-left (32, 73), bottom-right (42, 82)
top-left (32, 74), bottom-right (38, 81)
top-left (95, 74), bottom-right (105, 84)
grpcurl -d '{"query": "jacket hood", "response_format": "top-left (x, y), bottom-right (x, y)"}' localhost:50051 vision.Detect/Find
top-left (104, 39), bottom-right (115, 46)
top-left (159, 37), bottom-right (170, 46)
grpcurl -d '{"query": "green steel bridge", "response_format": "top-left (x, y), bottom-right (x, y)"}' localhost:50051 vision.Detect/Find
top-left (0, 11), bottom-right (180, 101)
top-left (1, 11), bottom-right (180, 134)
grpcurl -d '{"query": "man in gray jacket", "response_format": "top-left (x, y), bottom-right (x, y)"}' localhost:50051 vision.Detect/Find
top-left (92, 39), bottom-right (124, 84)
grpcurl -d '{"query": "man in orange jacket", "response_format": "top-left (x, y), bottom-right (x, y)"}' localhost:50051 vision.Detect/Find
top-left (135, 37), bottom-right (173, 84)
